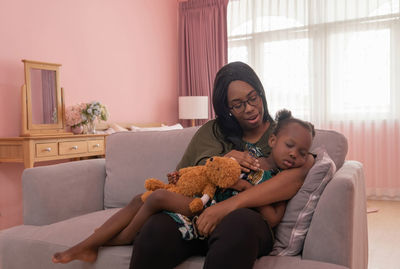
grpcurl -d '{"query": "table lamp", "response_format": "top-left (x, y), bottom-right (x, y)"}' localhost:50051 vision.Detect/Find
top-left (178, 96), bottom-right (209, 126)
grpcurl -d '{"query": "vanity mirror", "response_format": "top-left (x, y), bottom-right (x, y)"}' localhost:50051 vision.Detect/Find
top-left (0, 60), bottom-right (106, 168)
top-left (21, 59), bottom-right (70, 136)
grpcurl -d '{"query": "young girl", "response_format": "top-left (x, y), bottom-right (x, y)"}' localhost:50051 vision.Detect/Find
top-left (52, 109), bottom-right (314, 264)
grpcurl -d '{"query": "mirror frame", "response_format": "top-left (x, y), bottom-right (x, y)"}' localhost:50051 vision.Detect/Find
top-left (21, 59), bottom-right (70, 136)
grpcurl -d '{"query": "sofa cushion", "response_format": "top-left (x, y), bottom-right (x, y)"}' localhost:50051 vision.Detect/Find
top-left (104, 127), bottom-right (199, 208)
top-left (271, 148), bottom-right (336, 256)
top-left (22, 159), bottom-right (106, 226)
top-left (0, 208), bottom-right (132, 269)
top-left (310, 129), bottom-right (347, 170)
top-left (175, 255), bottom-right (348, 269)
top-left (129, 123), bottom-right (183, 132)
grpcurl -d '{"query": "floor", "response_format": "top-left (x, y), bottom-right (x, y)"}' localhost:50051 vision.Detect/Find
top-left (367, 200), bottom-right (400, 269)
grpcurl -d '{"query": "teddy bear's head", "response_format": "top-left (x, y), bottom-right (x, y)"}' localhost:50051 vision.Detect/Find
top-left (205, 156), bottom-right (241, 188)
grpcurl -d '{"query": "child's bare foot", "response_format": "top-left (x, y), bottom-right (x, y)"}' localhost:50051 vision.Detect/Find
top-left (52, 245), bottom-right (98, 264)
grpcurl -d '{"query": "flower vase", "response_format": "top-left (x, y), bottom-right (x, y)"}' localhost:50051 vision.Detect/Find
top-left (85, 120), bottom-right (96, 134)
top-left (71, 125), bottom-right (83, 135)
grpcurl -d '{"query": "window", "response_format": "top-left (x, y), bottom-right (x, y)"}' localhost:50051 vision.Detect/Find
top-left (227, 0), bottom-right (400, 121)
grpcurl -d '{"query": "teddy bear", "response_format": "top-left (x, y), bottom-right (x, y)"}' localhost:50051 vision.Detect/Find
top-left (141, 156), bottom-right (241, 213)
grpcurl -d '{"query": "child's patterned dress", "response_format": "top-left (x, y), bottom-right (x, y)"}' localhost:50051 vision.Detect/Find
top-left (165, 142), bottom-right (279, 240)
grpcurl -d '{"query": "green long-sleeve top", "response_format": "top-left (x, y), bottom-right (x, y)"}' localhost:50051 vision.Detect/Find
top-left (176, 119), bottom-right (275, 170)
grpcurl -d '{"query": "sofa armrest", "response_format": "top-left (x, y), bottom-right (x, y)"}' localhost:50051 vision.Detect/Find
top-left (22, 159), bottom-right (106, 226)
top-left (302, 161), bottom-right (368, 269)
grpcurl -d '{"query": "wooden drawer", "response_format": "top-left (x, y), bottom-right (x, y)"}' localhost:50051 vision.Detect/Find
top-left (0, 134), bottom-right (107, 168)
top-left (59, 141), bottom-right (88, 155)
top-left (88, 140), bottom-right (104, 153)
top-left (36, 143), bottom-right (58, 157)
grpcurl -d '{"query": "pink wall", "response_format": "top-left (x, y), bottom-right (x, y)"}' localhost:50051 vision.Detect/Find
top-left (0, 0), bottom-right (179, 229)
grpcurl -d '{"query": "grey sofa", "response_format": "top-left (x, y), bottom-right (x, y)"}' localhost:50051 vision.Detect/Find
top-left (0, 127), bottom-right (368, 269)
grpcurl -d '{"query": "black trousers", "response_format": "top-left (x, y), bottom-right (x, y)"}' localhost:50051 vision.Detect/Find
top-left (130, 208), bottom-right (274, 269)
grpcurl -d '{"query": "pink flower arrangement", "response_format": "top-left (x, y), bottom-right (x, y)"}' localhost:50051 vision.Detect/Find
top-left (65, 103), bottom-right (87, 127)
top-left (65, 102), bottom-right (109, 129)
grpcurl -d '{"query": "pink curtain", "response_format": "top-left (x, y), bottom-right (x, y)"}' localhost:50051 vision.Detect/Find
top-left (324, 120), bottom-right (400, 200)
top-left (178, 0), bottom-right (228, 126)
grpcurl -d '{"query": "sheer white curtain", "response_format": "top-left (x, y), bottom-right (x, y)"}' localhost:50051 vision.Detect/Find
top-left (227, 0), bottom-right (400, 200)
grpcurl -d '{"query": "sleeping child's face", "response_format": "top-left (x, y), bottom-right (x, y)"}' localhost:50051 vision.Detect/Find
top-left (268, 122), bottom-right (313, 170)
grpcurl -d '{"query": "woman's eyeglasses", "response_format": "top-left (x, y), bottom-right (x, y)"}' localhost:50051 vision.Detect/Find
top-left (229, 93), bottom-right (261, 114)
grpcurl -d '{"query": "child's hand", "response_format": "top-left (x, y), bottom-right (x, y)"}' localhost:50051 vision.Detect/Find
top-left (167, 171), bottom-right (179, 184)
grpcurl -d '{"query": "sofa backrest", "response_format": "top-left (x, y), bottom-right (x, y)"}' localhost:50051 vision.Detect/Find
top-left (104, 127), bottom-right (199, 208)
top-left (104, 126), bottom-right (348, 208)
top-left (310, 129), bottom-right (348, 169)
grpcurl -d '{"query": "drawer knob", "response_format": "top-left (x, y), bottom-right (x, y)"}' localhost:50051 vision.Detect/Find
top-left (94, 144), bottom-right (100, 147)
top-left (44, 147), bottom-right (52, 152)
top-left (72, 145), bottom-right (78, 150)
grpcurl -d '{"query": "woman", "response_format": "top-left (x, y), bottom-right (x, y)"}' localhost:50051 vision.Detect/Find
top-left (130, 62), bottom-right (314, 269)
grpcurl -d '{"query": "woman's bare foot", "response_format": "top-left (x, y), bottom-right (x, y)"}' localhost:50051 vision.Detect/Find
top-left (52, 245), bottom-right (98, 264)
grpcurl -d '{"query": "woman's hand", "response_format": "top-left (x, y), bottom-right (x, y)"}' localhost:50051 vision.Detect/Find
top-left (224, 150), bottom-right (260, 173)
top-left (167, 171), bottom-right (179, 184)
top-left (196, 200), bottom-right (237, 237)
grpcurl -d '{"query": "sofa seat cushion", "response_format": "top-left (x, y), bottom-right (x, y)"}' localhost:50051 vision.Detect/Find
top-left (254, 256), bottom-right (349, 269)
top-left (175, 255), bottom-right (348, 269)
top-left (0, 208), bottom-right (132, 269)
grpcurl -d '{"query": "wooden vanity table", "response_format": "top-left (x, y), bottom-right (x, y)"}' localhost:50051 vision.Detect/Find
top-left (0, 60), bottom-right (107, 168)
top-left (0, 134), bottom-right (106, 168)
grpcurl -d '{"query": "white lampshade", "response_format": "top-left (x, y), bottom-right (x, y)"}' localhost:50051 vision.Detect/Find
top-left (178, 96), bottom-right (209, 120)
